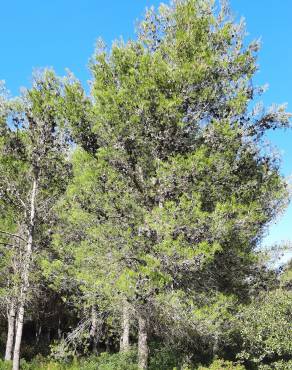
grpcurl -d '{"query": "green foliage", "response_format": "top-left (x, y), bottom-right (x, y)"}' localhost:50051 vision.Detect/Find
top-left (0, 356), bottom-right (247, 370)
top-left (198, 359), bottom-right (245, 369)
top-left (0, 1), bottom-right (291, 369)
top-left (38, 0), bottom-right (290, 368)
top-left (89, 351), bottom-right (137, 370)
top-left (148, 343), bottom-right (184, 370)
top-left (259, 360), bottom-right (292, 370)
top-left (0, 359), bottom-right (12, 370)
top-left (0, 352), bottom-right (138, 370)
top-left (237, 289), bottom-right (292, 365)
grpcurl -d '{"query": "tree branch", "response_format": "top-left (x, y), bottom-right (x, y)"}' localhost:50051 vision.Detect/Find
top-left (0, 230), bottom-right (27, 243)
top-left (0, 241), bottom-right (15, 248)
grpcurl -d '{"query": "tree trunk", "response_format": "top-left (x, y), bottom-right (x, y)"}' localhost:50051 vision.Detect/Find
top-left (12, 177), bottom-right (37, 370)
top-left (12, 303), bottom-right (24, 370)
top-left (36, 321), bottom-right (42, 345)
top-left (12, 244), bottom-right (32, 370)
top-left (5, 302), bottom-right (16, 361)
top-left (47, 328), bottom-right (51, 344)
top-left (138, 314), bottom-right (148, 370)
top-left (89, 306), bottom-right (98, 354)
top-left (57, 316), bottom-right (62, 340)
top-left (213, 332), bottom-right (219, 357)
top-left (120, 301), bottom-right (130, 352)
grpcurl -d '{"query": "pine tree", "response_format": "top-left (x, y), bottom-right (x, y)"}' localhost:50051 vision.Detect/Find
top-left (37, 1), bottom-right (290, 368)
top-left (88, 1), bottom-right (290, 366)
top-left (0, 70), bottom-right (71, 370)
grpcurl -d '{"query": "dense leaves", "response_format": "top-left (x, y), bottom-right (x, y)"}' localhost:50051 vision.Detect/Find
top-left (0, 1), bottom-right (291, 369)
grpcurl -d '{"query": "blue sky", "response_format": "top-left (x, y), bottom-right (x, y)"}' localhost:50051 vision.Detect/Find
top-left (1, 1), bottom-right (291, 248)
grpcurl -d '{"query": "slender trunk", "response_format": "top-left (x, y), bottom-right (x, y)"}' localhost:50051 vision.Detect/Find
top-left (106, 339), bottom-right (110, 353)
top-left (36, 321), bottom-right (42, 345)
top-left (12, 243), bottom-right (32, 370)
top-left (89, 306), bottom-right (98, 354)
top-left (12, 304), bottom-right (24, 370)
top-left (213, 333), bottom-right (219, 357)
top-left (120, 301), bottom-right (130, 352)
top-left (5, 302), bottom-right (16, 361)
top-left (138, 314), bottom-right (148, 370)
top-left (47, 328), bottom-right (51, 344)
top-left (12, 177), bottom-right (37, 370)
top-left (57, 317), bottom-right (61, 340)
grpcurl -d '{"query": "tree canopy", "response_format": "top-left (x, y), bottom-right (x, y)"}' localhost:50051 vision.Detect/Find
top-left (0, 1), bottom-right (291, 369)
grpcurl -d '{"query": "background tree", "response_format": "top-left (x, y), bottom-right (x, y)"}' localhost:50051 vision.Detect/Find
top-left (0, 70), bottom-right (71, 370)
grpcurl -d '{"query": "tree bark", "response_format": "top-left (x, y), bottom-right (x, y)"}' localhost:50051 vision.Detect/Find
top-left (120, 301), bottom-right (130, 352)
top-left (36, 321), bottom-right (42, 345)
top-left (12, 177), bottom-right (37, 370)
top-left (5, 302), bottom-right (16, 361)
top-left (213, 332), bottom-right (219, 357)
top-left (12, 304), bottom-right (24, 370)
top-left (89, 306), bottom-right (98, 354)
top-left (57, 317), bottom-right (61, 340)
top-left (138, 314), bottom-right (148, 370)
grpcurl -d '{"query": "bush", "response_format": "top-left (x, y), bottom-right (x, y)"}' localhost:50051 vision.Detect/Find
top-left (237, 290), bottom-right (292, 365)
top-left (148, 342), bottom-right (183, 370)
top-left (198, 359), bottom-right (245, 369)
top-left (0, 351), bottom-right (138, 370)
top-left (89, 351), bottom-right (137, 370)
top-left (259, 360), bottom-right (292, 370)
top-left (0, 359), bottom-right (12, 370)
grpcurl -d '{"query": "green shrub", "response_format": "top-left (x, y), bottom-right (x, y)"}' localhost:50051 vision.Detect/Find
top-left (237, 290), bottom-right (292, 365)
top-left (0, 359), bottom-right (12, 370)
top-left (0, 351), bottom-right (137, 370)
top-left (198, 359), bottom-right (245, 369)
top-left (148, 343), bottom-right (183, 370)
top-left (259, 360), bottom-right (292, 370)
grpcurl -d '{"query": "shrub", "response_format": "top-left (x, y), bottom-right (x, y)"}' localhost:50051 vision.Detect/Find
top-left (148, 345), bottom-right (182, 370)
top-left (0, 350), bottom-right (137, 370)
top-left (259, 360), bottom-right (292, 370)
top-left (89, 351), bottom-right (138, 370)
top-left (237, 290), bottom-right (292, 365)
top-left (198, 359), bottom-right (245, 369)
top-left (0, 359), bottom-right (12, 370)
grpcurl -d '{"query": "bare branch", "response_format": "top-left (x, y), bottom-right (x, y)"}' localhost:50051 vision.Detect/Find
top-left (0, 241), bottom-right (15, 248)
top-left (0, 176), bottom-right (27, 211)
top-left (0, 230), bottom-right (27, 243)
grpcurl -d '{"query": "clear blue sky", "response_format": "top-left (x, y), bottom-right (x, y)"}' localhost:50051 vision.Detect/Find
top-left (1, 1), bottom-right (291, 247)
